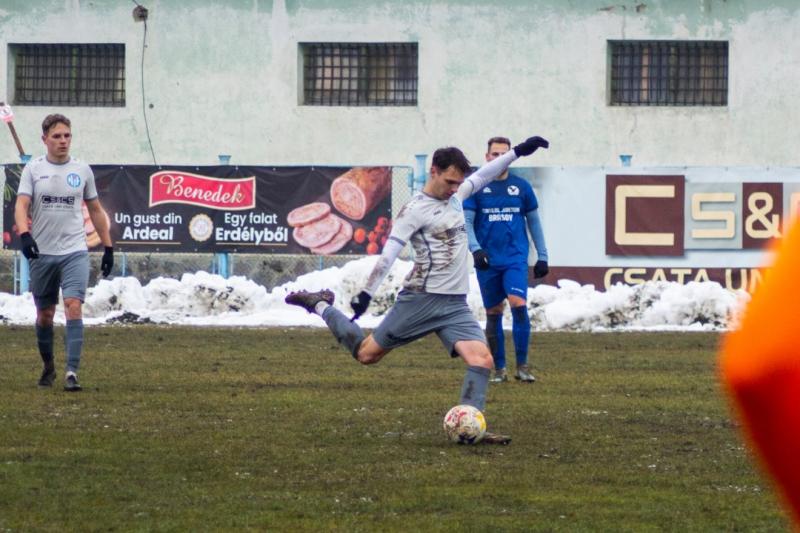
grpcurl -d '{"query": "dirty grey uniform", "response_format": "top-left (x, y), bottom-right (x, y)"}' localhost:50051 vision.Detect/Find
top-left (18, 155), bottom-right (97, 376)
top-left (368, 152), bottom-right (519, 356)
top-left (314, 150), bottom-right (521, 413)
top-left (370, 191), bottom-right (484, 356)
top-left (17, 156), bottom-right (96, 307)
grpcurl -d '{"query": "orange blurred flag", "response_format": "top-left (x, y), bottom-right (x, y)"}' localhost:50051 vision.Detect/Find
top-left (720, 219), bottom-right (800, 525)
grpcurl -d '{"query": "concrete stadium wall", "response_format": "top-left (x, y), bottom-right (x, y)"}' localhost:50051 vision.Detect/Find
top-left (0, 0), bottom-right (798, 168)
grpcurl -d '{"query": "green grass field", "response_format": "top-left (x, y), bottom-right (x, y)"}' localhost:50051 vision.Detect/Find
top-left (0, 327), bottom-right (789, 532)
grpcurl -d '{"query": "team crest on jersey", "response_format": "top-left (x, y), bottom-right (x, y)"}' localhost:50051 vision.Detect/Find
top-left (507, 185), bottom-right (520, 196)
top-left (66, 173), bottom-right (82, 188)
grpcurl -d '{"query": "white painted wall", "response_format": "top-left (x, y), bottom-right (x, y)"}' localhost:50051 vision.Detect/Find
top-left (0, 0), bottom-right (797, 168)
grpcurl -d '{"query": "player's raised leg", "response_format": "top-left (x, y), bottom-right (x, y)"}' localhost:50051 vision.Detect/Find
top-left (285, 289), bottom-right (386, 363)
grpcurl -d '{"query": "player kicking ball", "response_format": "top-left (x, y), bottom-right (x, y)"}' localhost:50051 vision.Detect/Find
top-left (285, 135), bottom-right (549, 444)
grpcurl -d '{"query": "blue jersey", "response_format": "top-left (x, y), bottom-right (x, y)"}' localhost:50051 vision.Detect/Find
top-left (462, 174), bottom-right (538, 267)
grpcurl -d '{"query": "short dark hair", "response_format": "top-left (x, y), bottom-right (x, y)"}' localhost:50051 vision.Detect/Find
top-left (487, 136), bottom-right (511, 151)
top-left (42, 114), bottom-right (71, 135)
top-left (431, 146), bottom-right (471, 175)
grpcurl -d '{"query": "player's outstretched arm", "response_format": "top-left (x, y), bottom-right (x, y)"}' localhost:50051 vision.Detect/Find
top-left (351, 236), bottom-right (405, 320)
top-left (458, 136), bottom-right (549, 200)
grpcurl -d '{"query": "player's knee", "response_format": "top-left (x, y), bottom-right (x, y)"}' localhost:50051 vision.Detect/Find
top-left (476, 352), bottom-right (493, 369)
top-left (355, 347), bottom-right (383, 365)
top-left (63, 298), bottom-right (83, 318)
top-left (37, 307), bottom-right (56, 327)
top-left (507, 295), bottom-right (526, 308)
top-left (487, 303), bottom-right (505, 315)
top-left (356, 352), bottom-right (373, 365)
top-left (471, 347), bottom-right (494, 369)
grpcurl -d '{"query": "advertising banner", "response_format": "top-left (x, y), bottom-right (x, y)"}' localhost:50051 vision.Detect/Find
top-left (3, 164), bottom-right (394, 255)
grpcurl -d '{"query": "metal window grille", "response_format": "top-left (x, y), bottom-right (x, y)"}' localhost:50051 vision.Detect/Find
top-left (302, 43), bottom-right (418, 106)
top-left (609, 41), bottom-right (727, 106)
top-left (11, 43), bottom-right (125, 107)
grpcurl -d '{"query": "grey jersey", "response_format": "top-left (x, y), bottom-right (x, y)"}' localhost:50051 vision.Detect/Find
top-left (387, 150), bottom-right (519, 295)
top-left (392, 192), bottom-right (471, 294)
top-left (364, 150), bottom-right (519, 297)
top-left (17, 156), bottom-right (98, 255)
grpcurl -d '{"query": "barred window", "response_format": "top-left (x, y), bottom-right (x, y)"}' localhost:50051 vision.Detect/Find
top-left (609, 41), bottom-right (727, 106)
top-left (10, 43), bottom-right (125, 107)
top-left (301, 43), bottom-right (418, 106)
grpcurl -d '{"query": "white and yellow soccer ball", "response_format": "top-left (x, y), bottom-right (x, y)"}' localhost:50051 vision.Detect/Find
top-left (443, 404), bottom-right (486, 444)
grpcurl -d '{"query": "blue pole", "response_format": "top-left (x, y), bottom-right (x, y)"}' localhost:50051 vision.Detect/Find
top-left (215, 252), bottom-right (230, 279)
top-left (20, 254), bottom-right (30, 294)
top-left (13, 251), bottom-right (19, 295)
top-left (121, 252), bottom-right (127, 276)
top-left (413, 154), bottom-right (427, 194)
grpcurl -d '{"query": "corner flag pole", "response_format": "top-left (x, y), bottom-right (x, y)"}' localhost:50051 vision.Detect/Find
top-left (0, 102), bottom-right (26, 156)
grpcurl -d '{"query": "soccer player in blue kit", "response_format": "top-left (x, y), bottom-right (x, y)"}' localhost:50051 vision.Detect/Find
top-left (463, 136), bottom-right (549, 383)
top-left (285, 135), bottom-right (548, 444)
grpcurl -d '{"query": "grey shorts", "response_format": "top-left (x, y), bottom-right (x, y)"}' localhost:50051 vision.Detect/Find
top-left (29, 251), bottom-right (90, 310)
top-left (372, 290), bottom-right (486, 357)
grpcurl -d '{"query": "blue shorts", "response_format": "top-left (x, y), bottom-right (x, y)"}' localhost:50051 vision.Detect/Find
top-left (475, 262), bottom-right (529, 308)
top-left (29, 251), bottom-right (90, 310)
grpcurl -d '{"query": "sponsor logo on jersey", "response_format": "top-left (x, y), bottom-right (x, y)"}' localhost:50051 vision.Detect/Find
top-left (36, 175), bottom-right (50, 181)
top-left (42, 195), bottom-right (76, 206)
top-left (66, 173), bottom-right (82, 187)
top-left (482, 187), bottom-right (492, 193)
top-left (441, 224), bottom-right (466, 239)
top-left (507, 185), bottom-right (520, 196)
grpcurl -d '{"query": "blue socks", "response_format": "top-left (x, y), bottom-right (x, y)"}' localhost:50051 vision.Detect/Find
top-left (459, 366), bottom-right (490, 412)
top-left (65, 319), bottom-right (84, 373)
top-left (35, 323), bottom-right (54, 366)
top-left (487, 307), bottom-right (531, 368)
top-left (511, 305), bottom-right (531, 366)
top-left (485, 313), bottom-right (505, 370)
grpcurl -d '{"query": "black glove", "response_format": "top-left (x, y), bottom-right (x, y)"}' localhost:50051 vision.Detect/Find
top-left (101, 246), bottom-right (114, 277)
top-left (533, 260), bottom-right (549, 279)
top-left (20, 232), bottom-right (39, 260)
top-left (513, 136), bottom-right (549, 157)
top-left (472, 249), bottom-right (490, 270)
top-left (350, 291), bottom-right (372, 321)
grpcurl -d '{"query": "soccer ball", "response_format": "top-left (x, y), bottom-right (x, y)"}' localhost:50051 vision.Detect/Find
top-left (443, 404), bottom-right (486, 444)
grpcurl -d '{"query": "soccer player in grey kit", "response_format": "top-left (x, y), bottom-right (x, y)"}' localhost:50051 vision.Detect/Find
top-left (15, 114), bottom-right (114, 391)
top-left (285, 135), bottom-right (548, 444)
